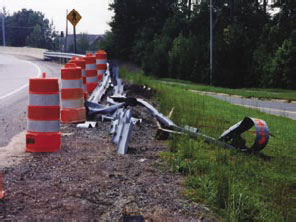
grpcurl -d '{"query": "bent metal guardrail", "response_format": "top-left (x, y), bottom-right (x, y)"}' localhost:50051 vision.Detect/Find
top-left (43, 51), bottom-right (85, 60)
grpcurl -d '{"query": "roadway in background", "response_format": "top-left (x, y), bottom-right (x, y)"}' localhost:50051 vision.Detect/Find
top-left (0, 51), bottom-right (62, 147)
top-left (189, 89), bottom-right (296, 120)
top-left (211, 94), bottom-right (296, 120)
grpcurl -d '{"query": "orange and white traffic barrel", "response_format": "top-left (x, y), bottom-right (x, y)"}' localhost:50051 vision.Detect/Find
top-left (70, 56), bottom-right (88, 99)
top-left (96, 50), bottom-right (107, 81)
top-left (85, 53), bottom-right (98, 94)
top-left (61, 63), bottom-right (86, 123)
top-left (26, 73), bottom-right (61, 152)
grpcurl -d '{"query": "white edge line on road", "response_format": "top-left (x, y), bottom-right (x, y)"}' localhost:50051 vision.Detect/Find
top-left (235, 103), bottom-right (296, 115)
top-left (0, 60), bottom-right (42, 101)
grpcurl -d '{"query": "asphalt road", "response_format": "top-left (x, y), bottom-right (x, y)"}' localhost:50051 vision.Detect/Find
top-left (0, 53), bottom-right (62, 147)
top-left (211, 94), bottom-right (296, 120)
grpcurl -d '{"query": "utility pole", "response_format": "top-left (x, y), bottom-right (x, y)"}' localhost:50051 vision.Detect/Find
top-left (209, 0), bottom-right (213, 85)
top-left (65, 10), bottom-right (68, 52)
top-left (73, 25), bottom-right (77, 53)
top-left (0, 12), bottom-right (5, 47)
top-left (263, 0), bottom-right (267, 14)
top-left (188, 0), bottom-right (192, 19)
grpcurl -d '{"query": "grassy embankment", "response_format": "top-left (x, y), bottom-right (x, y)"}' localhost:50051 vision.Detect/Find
top-left (160, 78), bottom-right (296, 102)
top-left (121, 68), bottom-right (296, 221)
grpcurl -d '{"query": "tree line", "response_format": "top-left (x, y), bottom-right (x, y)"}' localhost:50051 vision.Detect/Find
top-left (0, 8), bottom-right (59, 50)
top-left (102, 0), bottom-right (296, 89)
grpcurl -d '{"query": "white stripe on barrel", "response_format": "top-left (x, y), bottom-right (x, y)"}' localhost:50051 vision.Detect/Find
top-left (96, 59), bottom-right (107, 65)
top-left (27, 120), bottom-right (60, 132)
top-left (29, 94), bottom-right (59, 106)
top-left (61, 79), bottom-right (82, 89)
top-left (61, 99), bottom-right (84, 109)
top-left (97, 70), bottom-right (105, 75)
top-left (86, 64), bottom-right (96, 70)
top-left (87, 76), bottom-right (98, 83)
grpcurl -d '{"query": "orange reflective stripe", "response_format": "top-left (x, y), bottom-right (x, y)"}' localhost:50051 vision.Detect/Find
top-left (61, 68), bottom-right (81, 79)
top-left (61, 88), bottom-right (83, 100)
top-left (96, 54), bottom-right (106, 59)
top-left (86, 70), bottom-right (97, 77)
top-left (28, 106), bottom-right (60, 120)
top-left (85, 56), bottom-right (96, 64)
top-left (29, 78), bottom-right (59, 94)
top-left (97, 64), bottom-right (107, 70)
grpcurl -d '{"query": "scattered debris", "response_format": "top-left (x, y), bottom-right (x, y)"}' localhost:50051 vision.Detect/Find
top-left (61, 132), bottom-right (75, 136)
top-left (138, 158), bottom-right (147, 163)
top-left (110, 96), bottom-right (269, 152)
top-left (111, 109), bottom-right (136, 155)
top-left (219, 117), bottom-right (269, 152)
top-left (87, 64), bottom-right (111, 104)
top-left (76, 121), bottom-right (98, 128)
top-left (86, 101), bottom-right (125, 117)
top-left (84, 63), bottom-right (270, 155)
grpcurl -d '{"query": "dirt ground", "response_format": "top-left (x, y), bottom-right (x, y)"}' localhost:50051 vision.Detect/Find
top-left (0, 84), bottom-right (217, 221)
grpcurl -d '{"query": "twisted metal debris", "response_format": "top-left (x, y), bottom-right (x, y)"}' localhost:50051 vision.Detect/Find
top-left (83, 63), bottom-right (269, 154)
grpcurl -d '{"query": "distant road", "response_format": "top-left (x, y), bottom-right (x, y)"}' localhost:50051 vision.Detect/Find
top-left (0, 53), bottom-right (62, 147)
top-left (0, 54), bottom-right (41, 100)
top-left (189, 90), bottom-right (296, 120)
top-left (211, 94), bottom-right (296, 120)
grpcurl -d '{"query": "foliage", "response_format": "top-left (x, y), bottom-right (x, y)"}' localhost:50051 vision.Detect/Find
top-left (268, 34), bottom-right (296, 89)
top-left (121, 68), bottom-right (296, 221)
top-left (68, 33), bottom-right (93, 54)
top-left (0, 9), bottom-right (58, 49)
top-left (107, 0), bottom-right (296, 89)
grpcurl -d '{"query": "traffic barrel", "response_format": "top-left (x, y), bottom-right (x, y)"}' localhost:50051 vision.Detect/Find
top-left (96, 50), bottom-right (107, 81)
top-left (85, 53), bottom-right (98, 94)
top-left (61, 63), bottom-right (86, 123)
top-left (26, 73), bottom-right (61, 152)
top-left (70, 56), bottom-right (88, 99)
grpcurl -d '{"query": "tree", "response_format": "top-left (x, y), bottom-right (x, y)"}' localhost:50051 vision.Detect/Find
top-left (268, 32), bottom-right (296, 89)
top-left (106, 0), bottom-right (295, 89)
top-left (2, 9), bottom-right (58, 49)
top-left (26, 24), bottom-right (43, 47)
top-left (77, 33), bottom-right (90, 54)
top-left (109, 0), bottom-right (177, 60)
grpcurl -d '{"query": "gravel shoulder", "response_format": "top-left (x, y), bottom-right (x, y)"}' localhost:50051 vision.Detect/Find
top-left (0, 84), bottom-right (217, 221)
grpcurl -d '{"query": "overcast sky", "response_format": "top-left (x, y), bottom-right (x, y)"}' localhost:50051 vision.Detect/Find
top-left (0, 0), bottom-right (114, 35)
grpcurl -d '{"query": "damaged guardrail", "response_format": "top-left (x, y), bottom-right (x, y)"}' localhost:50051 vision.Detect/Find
top-left (87, 63), bottom-right (112, 104)
top-left (219, 117), bottom-right (269, 152)
top-left (81, 62), bottom-right (270, 155)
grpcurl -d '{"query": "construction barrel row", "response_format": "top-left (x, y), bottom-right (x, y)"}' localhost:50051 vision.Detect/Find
top-left (26, 50), bottom-right (108, 153)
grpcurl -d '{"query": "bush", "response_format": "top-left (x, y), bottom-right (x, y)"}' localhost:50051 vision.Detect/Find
top-left (268, 33), bottom-right (296, 89)
top-left (142, 34), bottom-right (172, 78)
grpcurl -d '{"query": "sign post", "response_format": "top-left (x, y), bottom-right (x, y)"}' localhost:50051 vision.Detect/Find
top-left (67, 9), bottom-right (82, 54)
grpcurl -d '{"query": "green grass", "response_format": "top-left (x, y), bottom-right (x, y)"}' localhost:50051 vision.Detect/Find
top-left (160, 78), bottom-right (296, 102)
top-left (121, 68), bottom-right (296, 221)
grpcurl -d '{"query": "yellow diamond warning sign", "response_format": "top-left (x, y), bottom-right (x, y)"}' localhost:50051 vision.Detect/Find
top-left (67, 9), bottom-right (82, 27)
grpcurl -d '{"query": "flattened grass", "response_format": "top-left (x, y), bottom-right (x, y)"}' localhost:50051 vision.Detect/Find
top-left (121, 68), bottom-right (296, 221)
